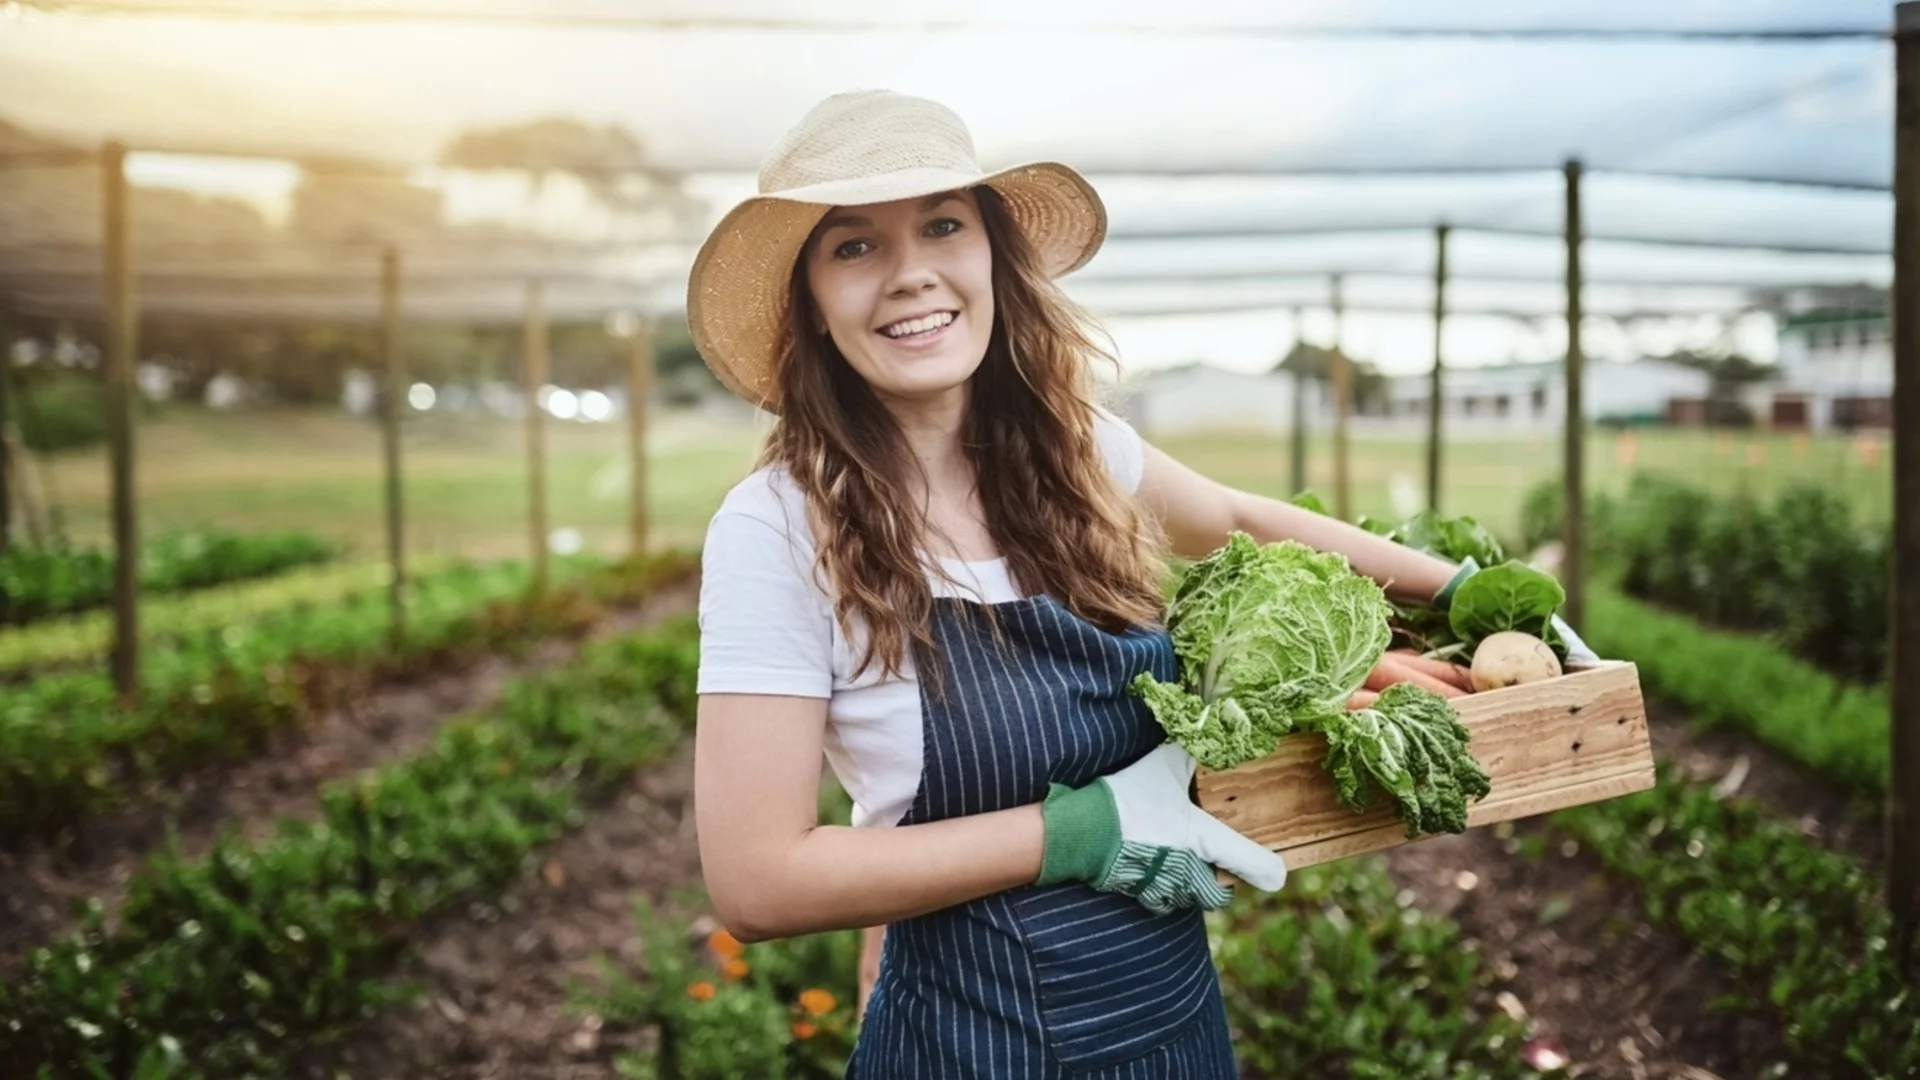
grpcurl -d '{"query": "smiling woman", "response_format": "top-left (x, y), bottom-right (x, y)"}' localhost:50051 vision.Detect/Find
top-left (684, 88), bottom-right (1472, 1079)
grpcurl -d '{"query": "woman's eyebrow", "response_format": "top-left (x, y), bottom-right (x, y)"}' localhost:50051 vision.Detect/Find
top-left (819, 193), bottom-right (967, 232)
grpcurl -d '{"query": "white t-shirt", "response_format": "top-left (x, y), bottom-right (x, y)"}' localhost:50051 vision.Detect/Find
top-left (696, 408), bottom-right (1148, 829)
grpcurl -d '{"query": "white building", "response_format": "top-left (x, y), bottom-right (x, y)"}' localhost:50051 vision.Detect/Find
top-left (1380, 358), bottom-right (1712, 432)
top-left (1765, 310), bottom-right (1893, 431)
top-left (1109, 363), bottom-right (1330, 437)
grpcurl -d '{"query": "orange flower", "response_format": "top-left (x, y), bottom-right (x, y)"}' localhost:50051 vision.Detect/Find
top-left (687, 981), bottom-right (716, 1001)
top-left (708, 929), bottom-right (745, 961)
top-left (792, 1021), bottom-right (818, 1040)
top-left (797, 988), bottom-right (837, 1017)
top-left (722, 958), bottom-right (751, 981)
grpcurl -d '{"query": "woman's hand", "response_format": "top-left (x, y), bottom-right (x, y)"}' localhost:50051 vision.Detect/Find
top-left (1036, 743), bottom-right (1288, 913)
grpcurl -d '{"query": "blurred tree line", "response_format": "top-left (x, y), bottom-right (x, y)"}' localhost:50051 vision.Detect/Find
top-left (1, 310), bottom-right (717, 450)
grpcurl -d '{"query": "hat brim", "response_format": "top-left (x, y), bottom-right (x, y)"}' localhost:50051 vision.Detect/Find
top-left (686, 161), bottom-right (1106, 412)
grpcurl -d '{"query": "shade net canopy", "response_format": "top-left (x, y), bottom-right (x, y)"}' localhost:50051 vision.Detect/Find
top-left (0, 0), bottom-right (1898, 331)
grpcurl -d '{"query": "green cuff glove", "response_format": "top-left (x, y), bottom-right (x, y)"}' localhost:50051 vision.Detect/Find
top-left (1035, 743), bottom-right (1289, 915)
top-left (1432, 556), bottom-right (1480, 611)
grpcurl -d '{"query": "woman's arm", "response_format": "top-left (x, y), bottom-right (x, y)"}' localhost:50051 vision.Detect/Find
top-left (695, 692), bottom-right (1045, 944)
top-left (1135, 442), bottom-right (1457, 605)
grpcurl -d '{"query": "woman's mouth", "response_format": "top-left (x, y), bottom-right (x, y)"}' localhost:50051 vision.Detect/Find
top-left (877, 310), bottom-right (958, 345)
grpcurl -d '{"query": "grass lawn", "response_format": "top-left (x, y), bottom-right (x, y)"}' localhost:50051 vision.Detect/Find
top-left (22, 406), bottom-right (1894, 562)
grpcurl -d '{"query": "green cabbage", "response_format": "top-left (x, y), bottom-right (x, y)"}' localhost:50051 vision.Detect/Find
top-left (1130, 531), bottom-right (1490, 839)
top-left (1322, 683), bottom-right (1491, 838)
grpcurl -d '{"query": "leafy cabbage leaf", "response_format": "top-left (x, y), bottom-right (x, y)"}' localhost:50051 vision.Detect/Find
top-left (1130, 533), bottom-right (1391, 771)
top-left (1320, 683), bottom-right (1492, 838)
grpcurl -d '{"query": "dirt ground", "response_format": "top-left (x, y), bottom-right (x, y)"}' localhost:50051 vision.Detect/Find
top-left (289, 739), bottom-right (705, 1080)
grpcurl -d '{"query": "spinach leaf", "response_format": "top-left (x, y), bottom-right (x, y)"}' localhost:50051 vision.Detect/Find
top-left (1448, 562), bottom-right (1565, 645)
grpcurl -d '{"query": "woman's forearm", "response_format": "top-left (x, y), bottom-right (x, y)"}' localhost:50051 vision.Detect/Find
top-left (1230, 493), bottom-right (1458, 605)
top-left (724, 803), bottom-right (1045, 943)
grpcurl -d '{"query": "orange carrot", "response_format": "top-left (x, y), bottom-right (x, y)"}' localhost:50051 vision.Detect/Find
top-left (1366, 655), bottom-right (1467, 699)
top-left (1387, 649), bottom-right (1477, 693)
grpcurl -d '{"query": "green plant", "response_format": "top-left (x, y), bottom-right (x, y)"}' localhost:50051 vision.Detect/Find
top-left (1550, 766), bottom-right (1918, 1078)
top-left (1297, 494), bottom-right (1573, 662)
top-left (582, 896), bottom-right (860, 1080)
top-left (0, 551), bottom-right (699, 836)
top-left (0, 616), bottom-right (702, 1079)
top-left (0, 527), bottom-right (342, 628)
top-left (0, 560), bottom-right (419, 675)
top-left (1583, 586), bottom-right (1888, 801)
top-left (9, 369), bottom-right (111, 451)
top-left (1216, 858), bottom-right (1551, 1079)
top-left (1519, 474), bottom-right (1890, 684)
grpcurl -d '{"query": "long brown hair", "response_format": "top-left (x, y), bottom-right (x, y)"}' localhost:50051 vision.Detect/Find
top-left (756, 185), bottom-right (1167, 686)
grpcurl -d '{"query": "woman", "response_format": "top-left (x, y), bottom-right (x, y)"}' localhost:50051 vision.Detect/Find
top-left (689, 89), bottom-right (1575, 1077)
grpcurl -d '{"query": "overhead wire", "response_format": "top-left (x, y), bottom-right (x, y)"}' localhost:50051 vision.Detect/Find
top-left (19, 2), bottom-right (1893, 40)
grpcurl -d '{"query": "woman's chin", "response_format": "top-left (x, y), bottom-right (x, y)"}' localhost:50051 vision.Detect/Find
top-left (874, 358), bottom-right (982, 402)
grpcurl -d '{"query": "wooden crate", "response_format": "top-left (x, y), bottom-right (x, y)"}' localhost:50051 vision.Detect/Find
top-left (1196, 662), bottom-right (1655, 875)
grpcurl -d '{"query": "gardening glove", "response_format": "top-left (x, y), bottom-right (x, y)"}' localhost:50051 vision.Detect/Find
top-left (1034, 742), bottom-right (1288, 914)
top-left (1433, 559), bottom-right (1601, 665)
top-left (1432, 556), bottom-right (1482, 611)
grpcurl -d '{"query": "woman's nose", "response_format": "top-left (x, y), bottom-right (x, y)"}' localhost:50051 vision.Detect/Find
top-left (884, 244), bottom-right (939, 296)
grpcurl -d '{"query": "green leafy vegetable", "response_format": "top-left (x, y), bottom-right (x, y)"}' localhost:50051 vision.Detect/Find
top-left (1321, 684), bottom-right (1491, 837)
top-left (1294, 496), bottom-right (1572, 663)
top-left (1388, 509), bottom-right (1506, 568)
top-left (1132, 532), bottom-right (1489, 839)
top-left (1132, 533), bottom-right (1381, 769)
top-left (1448, 561), bottom-right (1567, 652)
top-left (1288, 489), bottom-right (1333, 516)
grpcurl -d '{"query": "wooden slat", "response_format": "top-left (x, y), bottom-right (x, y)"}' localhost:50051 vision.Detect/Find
top-left (1198, 663), bottom-right (1653, 875)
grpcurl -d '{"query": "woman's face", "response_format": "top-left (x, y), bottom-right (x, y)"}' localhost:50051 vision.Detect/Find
top-left (802, 188), bottom-right (995, 409)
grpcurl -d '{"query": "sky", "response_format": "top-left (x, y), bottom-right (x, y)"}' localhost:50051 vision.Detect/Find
top-left (0, 0), bottom-right (1899, 377)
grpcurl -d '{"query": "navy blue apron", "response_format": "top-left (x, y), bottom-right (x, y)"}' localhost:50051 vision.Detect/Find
top-left (847, 592), bottom-right (1239, 1079)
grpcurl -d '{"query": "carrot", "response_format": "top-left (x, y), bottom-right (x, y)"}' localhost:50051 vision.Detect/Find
top-left (1365, 655), bottom-right (1467, 699)
top-left (1347, 689), bottom-right (1380, 711)
top-left (1387, 648), bottom-right (1477, 694)
top-left (1362, 662), bottom-right (1400, 693)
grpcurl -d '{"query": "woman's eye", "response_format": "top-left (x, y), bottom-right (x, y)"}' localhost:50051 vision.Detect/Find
top-left (928, 218), bottom-right (963, 237)
top-left (833, 239), bottom-right (871, 260)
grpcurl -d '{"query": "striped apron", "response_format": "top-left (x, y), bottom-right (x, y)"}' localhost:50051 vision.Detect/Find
top-left (848, 593), bottom-right (1239, 1079)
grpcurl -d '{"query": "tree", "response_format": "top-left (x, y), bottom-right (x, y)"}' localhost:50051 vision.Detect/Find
top-left (1272, 342), bottom-right (1389, 414)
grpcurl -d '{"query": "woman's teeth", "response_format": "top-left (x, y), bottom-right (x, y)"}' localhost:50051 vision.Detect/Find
top-left (881, 312), bottom-right (955, 338)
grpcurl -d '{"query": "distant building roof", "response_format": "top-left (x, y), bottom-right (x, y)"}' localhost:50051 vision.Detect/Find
top-left (1780, 308), bottom-right (1888, 333)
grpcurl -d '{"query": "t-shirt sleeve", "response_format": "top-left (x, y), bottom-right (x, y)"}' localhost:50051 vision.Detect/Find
top-left (696, 503), bottom-right (835, 699)
top-left (1092, 404), bottom-right (1147, 496)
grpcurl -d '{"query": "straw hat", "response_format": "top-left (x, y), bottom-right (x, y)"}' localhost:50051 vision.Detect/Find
top-left (686, 89), bottom-right (1108, 411)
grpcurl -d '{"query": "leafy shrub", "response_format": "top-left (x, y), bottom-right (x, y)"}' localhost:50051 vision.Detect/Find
top-left (8, 370), bottom-right (111, 452)
top-left (1519, 474), bottom-right (1890, 684)
top-left (0, 528), bottom-right (342, 628)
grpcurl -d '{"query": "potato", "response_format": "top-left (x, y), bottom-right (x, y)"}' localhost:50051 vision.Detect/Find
top-left (1470, 631), bottom-right (1562, 692)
